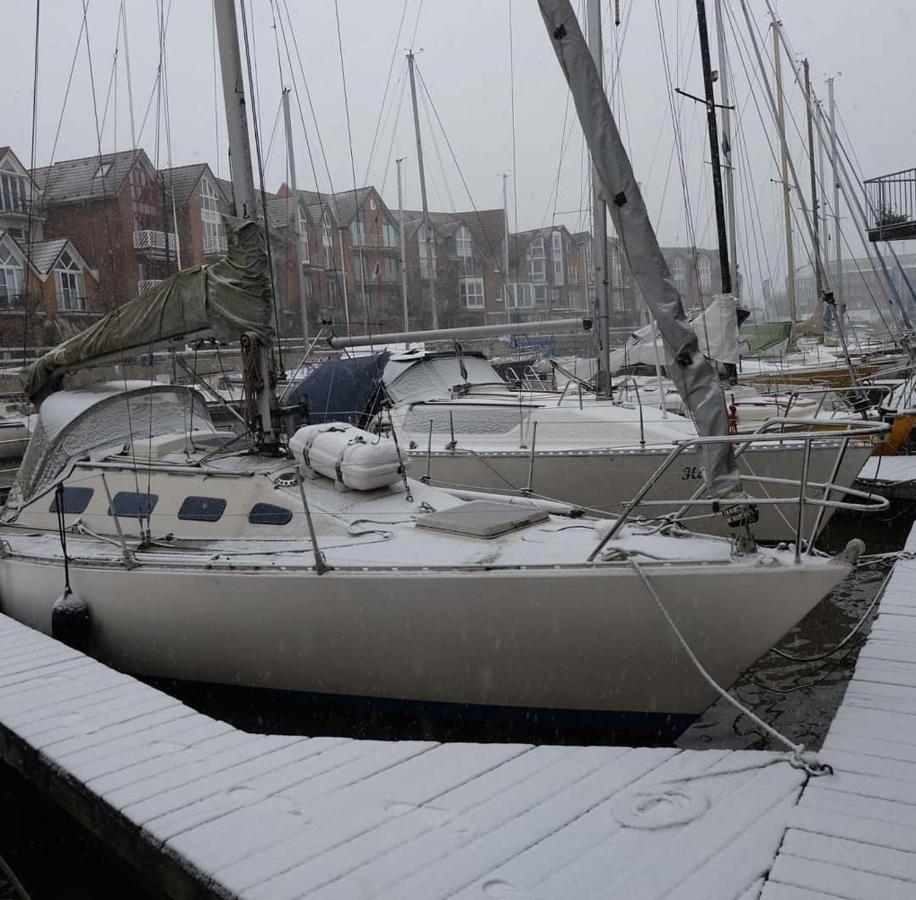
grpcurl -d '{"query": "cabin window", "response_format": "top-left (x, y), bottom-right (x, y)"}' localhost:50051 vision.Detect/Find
top-left (109, 491), bottom-right (158, 518)
top-left (178, 496), bottom-right (226, 522)
top-left (49, 487), bottom-right (93, 515)
top-left (248, 502), bottom-right (293, 525)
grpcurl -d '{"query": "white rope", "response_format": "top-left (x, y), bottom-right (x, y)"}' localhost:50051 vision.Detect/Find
top-left (629, 558), bottom-right (832, 776)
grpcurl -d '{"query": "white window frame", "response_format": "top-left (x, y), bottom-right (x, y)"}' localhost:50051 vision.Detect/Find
top-left (508, 282), bottom-right (534, 309)
top-left (552, 231), bottom-right (564, 286)
top-left (527, 236), bottom-right (545, 259)
top-left (698, 256), bottom-right (711, 291)
top-left (456, 225), bottom-right (472, 258)
top-left (0, 244), bottom-right (24, 308)
top-left (350, 218), bottom-right (366, 247)
top-left (418, 225), bottom-right (436, 279)
top-left (55, 250), bottom-right (86, 311)
top-left (297, 208), bottom-right (310, 264)
top-left (321, 213), bottom-right (334, 269)
top-left (200, 176), bottom-right (226, 256)
top-left (528, 257), bottom-right (546, 283)
top-left (0, 172), bottom-right (27, 214)
top-left (534, 283), bottom-right (548, 304)
top-left (459, 276), bottom-right (484, 308)
top-left (382, 221), bottom-right (399, 248)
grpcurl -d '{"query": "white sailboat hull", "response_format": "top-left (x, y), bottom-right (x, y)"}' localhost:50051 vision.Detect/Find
top-left (0, 553), bottom-right (848, 719)
top-left (414, 440), bottom-right (872, 540)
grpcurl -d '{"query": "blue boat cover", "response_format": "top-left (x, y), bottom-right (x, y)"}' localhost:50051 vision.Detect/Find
top-left (286, 352), bottom-right (390, 429)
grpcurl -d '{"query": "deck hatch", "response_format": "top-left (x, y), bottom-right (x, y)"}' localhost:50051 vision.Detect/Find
top-left (415, 500), bottom-right (548, 538)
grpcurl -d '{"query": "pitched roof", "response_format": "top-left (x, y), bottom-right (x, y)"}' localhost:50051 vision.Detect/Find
top-left (262, 194), bottom-right (311, 230)
top-left (393, 208), bottom-right (507, 261)
top-left (27, 239), bottom-right (69, 275)
top-left (159, 163), bottom-right (229, 207)
top-left (31, 149), bottom-right (149, 205)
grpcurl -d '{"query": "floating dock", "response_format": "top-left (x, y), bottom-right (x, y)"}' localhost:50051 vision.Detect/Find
top-left (0, 528), bottom-right (915, 898)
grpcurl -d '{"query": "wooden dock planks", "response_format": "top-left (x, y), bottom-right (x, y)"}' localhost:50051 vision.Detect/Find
top-left (761, 528), bottom-right (916, 900)
top-left (0, 608), bottom-right (806, 899)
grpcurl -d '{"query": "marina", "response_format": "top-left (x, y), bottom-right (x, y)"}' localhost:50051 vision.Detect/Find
top-left (1, 0), bottom-right (916, 894)
top-left (0, 523), bottom-right (911, 898)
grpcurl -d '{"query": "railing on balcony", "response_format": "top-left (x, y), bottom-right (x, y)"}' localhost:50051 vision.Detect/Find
top-left (137, 279), bottom-right (163, 294)
top-left (864, 168), bottom-right (916, 241)
top-left (0, 293), bottom-right (25, 312)
top-left (133, 230), bottom-right (179, 255)
top-left (203, 234), bottom-right (228, 257)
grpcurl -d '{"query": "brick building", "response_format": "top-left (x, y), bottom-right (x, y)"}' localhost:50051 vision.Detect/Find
top-left (160, 163), bottom-right (233, 268)
top-left (32, 149), bottom-right (179, 310)
top-left (659, 246), bottom-right (721, 310)
top-left (0, 147), bottom-right (99, 350)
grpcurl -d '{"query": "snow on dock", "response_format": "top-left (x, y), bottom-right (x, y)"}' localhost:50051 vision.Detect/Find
top-left (4, 526), bottom-right (916, 898)
top-left (761, 523), bottom-right (916, 900)
top-left (0, 610), bottom-right (805, 899)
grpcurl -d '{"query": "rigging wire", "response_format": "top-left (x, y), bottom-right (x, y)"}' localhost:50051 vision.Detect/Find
top-left (361, 0), bottom-right (411, 186)
top-left (22, 0), bottom-right (41, 369)
top-left (507, 0), bottom-right (520, 325)
top-left (332, 0), bottom-right (372, 341)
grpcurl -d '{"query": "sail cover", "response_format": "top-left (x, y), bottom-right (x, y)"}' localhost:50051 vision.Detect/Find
top-left (538, 0), bottom-right (739, 498)
top-left (22, 219), bottom-right (273, 403)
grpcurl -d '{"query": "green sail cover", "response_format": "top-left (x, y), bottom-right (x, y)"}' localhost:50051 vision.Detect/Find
top-left (739, 321), bottom-right (793, 359)
top-left (22, 219), bottom-right (273, 403)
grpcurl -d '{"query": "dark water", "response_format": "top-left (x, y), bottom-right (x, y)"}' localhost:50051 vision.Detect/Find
top-left (679, 499), bottom-right (914, 752)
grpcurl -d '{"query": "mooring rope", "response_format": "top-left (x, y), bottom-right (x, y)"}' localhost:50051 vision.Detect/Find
top-left (630, 559), bottom-right (832, 776)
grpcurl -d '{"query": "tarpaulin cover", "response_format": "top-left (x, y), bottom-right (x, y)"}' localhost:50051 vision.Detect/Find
top-left (609, 295), bottom-right (742, 373)
top-left (538, 0), bottom-right (739, 498)
top-left (285, 352), bottom-right (390, 430)
top-left (22, 219), bottom-right (273, 403)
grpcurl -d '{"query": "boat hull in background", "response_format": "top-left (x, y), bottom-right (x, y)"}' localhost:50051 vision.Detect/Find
top-left (413, 440), bottom-right (873, 541)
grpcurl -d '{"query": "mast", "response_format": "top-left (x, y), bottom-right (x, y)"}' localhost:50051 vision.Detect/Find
top-left (502, 172), bottom-right (512, 320)
top-left (282, 87), bottom-right (309, 345)
top-left (772, 20), bottom-right (797, 330)
top-left (586, 0), bottom-right (612, 396)
top-left (827, 76), bottom-right (843, 313)
top-left (537, 0), bottom-right (741, 501)
top-left (803, 59), bottom-right (824, 331)
top-left (212, 0), bottom-right (274, 441)
top-left (396, 157), bottom-right (409, 331)
top-left (696, 0), bottom-right (732, 295)
top-left (713, 0), bottom-right (738, 296)
top-left (407, 51), bottom-right (438, 329)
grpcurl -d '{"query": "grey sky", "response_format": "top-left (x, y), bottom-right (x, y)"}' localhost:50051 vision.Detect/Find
top-left (3, 1), bottom-right (914, 300)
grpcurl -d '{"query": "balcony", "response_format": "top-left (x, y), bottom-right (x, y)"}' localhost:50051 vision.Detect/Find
top-left (133, 230), bottom-right (179, 256)
top-left (203, 234), bottom-right (228, 257)
top-left (0, 293), bottom-right (25, 312)
top-left (137, 279), bottom-right (163, 294)
top-left (864, 168), bottom-right (916, 241)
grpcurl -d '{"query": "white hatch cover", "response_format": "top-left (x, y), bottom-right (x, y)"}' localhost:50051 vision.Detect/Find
top-left (415, 500), bottom-right (548, 538)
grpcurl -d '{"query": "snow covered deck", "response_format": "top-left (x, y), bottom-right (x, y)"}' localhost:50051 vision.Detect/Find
top-left (0, 524), bottom-right (915, 898)
top-left (760, 522), bottom-right (916, 900)
top-left (856, 454), bottom-right (916, 499)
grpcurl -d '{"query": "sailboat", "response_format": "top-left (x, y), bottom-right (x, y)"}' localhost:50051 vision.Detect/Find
top-left (0, 0), bottom-right (860, 738)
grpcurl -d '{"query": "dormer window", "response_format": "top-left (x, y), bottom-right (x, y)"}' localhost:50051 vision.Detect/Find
top-left (55, 249), bottom-right (86, 311)
top-left (456, 225), bottom-right (472, 258)
top-left (94, 162), bottom-right (112, 178)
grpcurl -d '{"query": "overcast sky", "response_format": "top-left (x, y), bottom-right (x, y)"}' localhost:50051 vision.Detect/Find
top-left (3, 0), bottom-right (914, 301)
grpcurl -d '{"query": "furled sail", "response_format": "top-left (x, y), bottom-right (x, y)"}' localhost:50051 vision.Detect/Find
top-left (22, 219), bottom-right (273, 403)
top-left (538, 0), bottom-right (740, 498)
